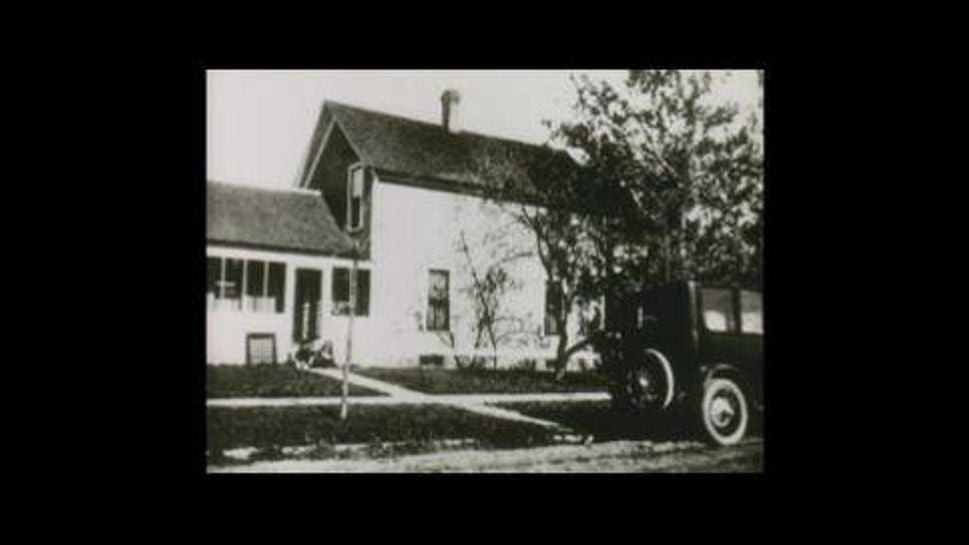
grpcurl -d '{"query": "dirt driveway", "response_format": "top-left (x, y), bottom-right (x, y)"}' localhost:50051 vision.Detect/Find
top-left (210, 437), bottom-right (763, 473)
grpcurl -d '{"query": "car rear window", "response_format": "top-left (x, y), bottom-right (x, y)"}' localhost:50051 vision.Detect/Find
top-left (701, 288), bottom-right (737, 333)
top-left (740, 290), bottom-right (763, 334)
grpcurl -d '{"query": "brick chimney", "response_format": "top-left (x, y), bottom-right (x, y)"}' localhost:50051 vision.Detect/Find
top-left (440, 89), bottom-right (462, 133)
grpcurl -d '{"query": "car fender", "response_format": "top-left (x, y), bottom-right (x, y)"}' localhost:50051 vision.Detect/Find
top-left (701, 363), bottom-right (752, 397)
top-left (644, 348), bottom-right (675, 410)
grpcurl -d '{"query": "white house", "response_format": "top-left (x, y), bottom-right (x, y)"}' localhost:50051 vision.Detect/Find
top-left (207, 90), bottom-right (600, 369)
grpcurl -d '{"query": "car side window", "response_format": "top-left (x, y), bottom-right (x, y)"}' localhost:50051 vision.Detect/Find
top-left (701, 288), bottom-right (737, 333)
top-left (740, 290), bottom-right (763, 334)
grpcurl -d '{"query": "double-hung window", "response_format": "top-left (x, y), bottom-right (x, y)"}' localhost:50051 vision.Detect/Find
top-left (332, 267), bottom-right (370, 316)
top-left (207, 256), bottom-right (285, 313)
top-left (426, 270), bottom-right (450, 331)
top-left (348, 166), bottom-right (365, 231)
top-left (544, 279), bottom-right (562, 336)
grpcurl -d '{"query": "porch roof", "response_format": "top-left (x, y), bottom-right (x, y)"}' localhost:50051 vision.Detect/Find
top-left (206, 181), bottom-right (354, 256)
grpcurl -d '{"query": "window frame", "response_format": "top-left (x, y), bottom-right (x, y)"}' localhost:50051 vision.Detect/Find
top-left (207, 255), bottom-right (285, 314)
top-left (207, 256), bottom-right (222, 302)
top-left (699, 287), bottom-right (739, 334)
top-left (738, 289), bottom-right (763, 335)
top-left (267, 261), bottom-right (286, 314)
top-left (544, 278), bottom-right (562, 336)
top-left (245, 259), bottom-right (267, 312)
top-left (347, 163), bottom-right (366, 232)
top-left (331, 266), bottom-right (370, 317)
top-left (222, 258), bottom-right (244, 310)
top-left (425, 269), bottom-right (450, 332)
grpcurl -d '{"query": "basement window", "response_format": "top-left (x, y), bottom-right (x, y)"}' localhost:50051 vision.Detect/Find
top-left (246, 333), bottom-right (277, 365)
top-left (419, 354), bottom-right (445, 367)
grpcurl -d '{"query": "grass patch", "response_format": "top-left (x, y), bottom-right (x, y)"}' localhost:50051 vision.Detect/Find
top-left (207, 404), bottom-right (556, 461)
top-left (352, 366), bottom-right (609, 394)
top-left (207, 364), bottom-right (385, 398)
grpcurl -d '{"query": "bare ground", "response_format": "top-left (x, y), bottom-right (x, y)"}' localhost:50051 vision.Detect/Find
top-left (209, 437), bottom-right (763, 473)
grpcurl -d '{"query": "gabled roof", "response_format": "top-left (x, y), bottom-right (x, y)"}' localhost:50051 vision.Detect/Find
top-left (207, 181), bottom-right (354, 256)
top-left (300, 100), bottom-right (580, 193)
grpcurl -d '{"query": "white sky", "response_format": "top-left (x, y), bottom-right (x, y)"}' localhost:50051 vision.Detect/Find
top-left (207, 70), bottom-right (761, 189)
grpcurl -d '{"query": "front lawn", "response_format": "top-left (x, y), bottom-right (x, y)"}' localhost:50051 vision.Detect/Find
top-left (207, 404), bottom-right (555, 463)
top-left (207, 364), bottom-right (385, 398)
top-left (352, 366), bottom-right (609, 394)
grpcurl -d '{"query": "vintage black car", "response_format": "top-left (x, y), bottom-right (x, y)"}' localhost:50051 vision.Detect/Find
top-left (593, 281), bottom-right (763, 446)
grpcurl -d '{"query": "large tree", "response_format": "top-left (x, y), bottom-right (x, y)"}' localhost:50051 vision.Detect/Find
top-left (551, 70), bottom-right (764, 293)
top-left (471, 139), bottom-right (605, 379)
top-left (472, 70), bottom-right (763, 378)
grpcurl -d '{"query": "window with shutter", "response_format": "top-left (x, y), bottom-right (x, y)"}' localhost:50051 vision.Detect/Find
top-left (332, 267), bottom-right (370, 316)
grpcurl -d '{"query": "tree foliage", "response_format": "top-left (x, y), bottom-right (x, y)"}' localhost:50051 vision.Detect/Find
top-left (471, 70), bottom-right (763, 377)
top-left (551, 70), bottom-right (764, 293)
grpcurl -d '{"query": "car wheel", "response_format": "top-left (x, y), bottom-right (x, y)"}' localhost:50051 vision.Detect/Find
top-left (623, 349), bottom-right (674, 412)
top-left (701, 378), bottom-right (749, 446)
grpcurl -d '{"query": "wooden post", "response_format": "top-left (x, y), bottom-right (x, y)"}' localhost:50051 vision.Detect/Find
top-left (341, 241), bottom-right (358, 421)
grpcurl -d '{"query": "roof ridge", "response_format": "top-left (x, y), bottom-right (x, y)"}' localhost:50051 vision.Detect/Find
top-left (323, 99), bottom-right (563, 153)
top-left (207, 180), bottom-right (320, 195)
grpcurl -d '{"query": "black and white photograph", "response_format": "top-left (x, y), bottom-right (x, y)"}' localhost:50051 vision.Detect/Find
top-left (205, 69), bottom-right (764, 473)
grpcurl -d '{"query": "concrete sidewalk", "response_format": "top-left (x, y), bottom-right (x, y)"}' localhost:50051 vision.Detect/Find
top-left (312, 368), bottom-right (425, 399)
top-left (206, 391), bottom-right (609, 408)
top-left (207, 366), bottom-right (608, 430)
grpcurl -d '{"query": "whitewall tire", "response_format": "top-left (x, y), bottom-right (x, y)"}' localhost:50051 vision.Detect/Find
top-left (701, 378), bottom-right (749, 446)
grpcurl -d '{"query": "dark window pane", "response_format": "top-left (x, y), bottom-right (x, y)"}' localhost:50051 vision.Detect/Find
top-left (740, 290), bottom-right (763, 334)
top-left (701, 288), bottom-right (736, 332)
top-left (545, 280), bottom-right (562, 335)
top-left (350, 197), bottom-right (361, 229)
top-left (245, 260), bottom-right (265, 297)
top-left (245, 260), bottom-right (265, 311)
top-left (419, 355), bottom-right (445, 367)
top-left (207, 257), bottom-right (221, 300)
top-left (355, 269), bottom-right (370, 317)
top-left (426, 270), bottom-right (449, 330)
top-left (332, 267), bottom-right (350, 315)
top-left (223, 258), bottom-right (243, 309)
top-left (268, 262), bottom-right (285, 313)
top-left (349, 168), bottom-right (365, 230)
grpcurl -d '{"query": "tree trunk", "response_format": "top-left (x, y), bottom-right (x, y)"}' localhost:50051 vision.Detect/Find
top-left (489, 329), bottom-right (499, 369)
top-left (553, 315), bottom-right (569, 381)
